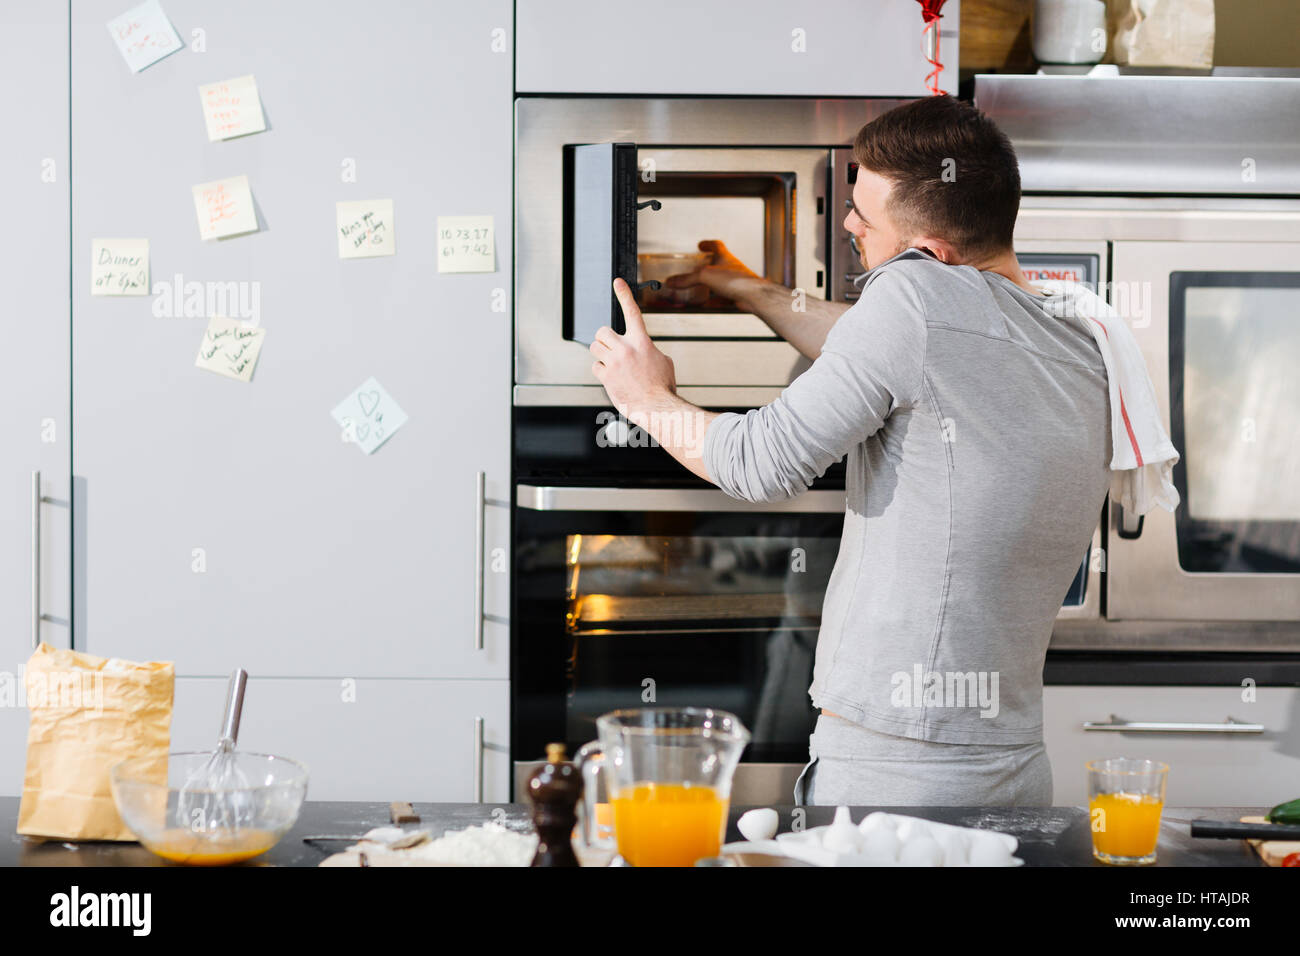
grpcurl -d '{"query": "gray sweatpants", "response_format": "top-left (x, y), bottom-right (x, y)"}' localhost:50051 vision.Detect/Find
top-left (793, 713), bottom-right (1054, 807)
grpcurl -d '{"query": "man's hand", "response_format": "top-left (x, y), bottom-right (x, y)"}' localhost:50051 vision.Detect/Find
top-left (590, 278), bottom-right (678, 423)
top-left (590, 278), bottom-right (720, 484)
top-left (664, 239), bottom-right (764, 308)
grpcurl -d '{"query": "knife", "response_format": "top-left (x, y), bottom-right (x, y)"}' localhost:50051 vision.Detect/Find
top-left (1190, 819), bottom-right (1300, 840)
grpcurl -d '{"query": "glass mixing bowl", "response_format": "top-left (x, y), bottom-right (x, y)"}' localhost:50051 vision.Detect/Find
top-left (110, 751), bottom-right (308, 865)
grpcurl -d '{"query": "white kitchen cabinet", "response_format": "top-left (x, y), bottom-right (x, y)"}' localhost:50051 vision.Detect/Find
top-left (0, 1), bottom-right (71, 798)
top-left (516, 0), bottom-right (959, 97)
top-left (172, 677), bottom-right (511, 802)
top-left (1044, 685), bottom-right (1300, 808)
top-left (69, 0), bottom-right (512, 679)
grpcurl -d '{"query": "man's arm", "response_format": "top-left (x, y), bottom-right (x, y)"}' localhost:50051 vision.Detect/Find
top-left (669, 240), bottom-right (851, 361)
top-left (589, 280), bottom-right (721, 482)
top-left (620, 390), bottom-right (721, 484)
top-left (592, 271), bottom-right (928, 504)
top-left (700, 269), bottom-right (928, 503)
top-left (728, 278), bottom-right (851, 361)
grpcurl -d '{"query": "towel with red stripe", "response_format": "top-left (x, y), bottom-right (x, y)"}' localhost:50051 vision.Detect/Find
top-left (1035, 280), bottom-right (1181, 515)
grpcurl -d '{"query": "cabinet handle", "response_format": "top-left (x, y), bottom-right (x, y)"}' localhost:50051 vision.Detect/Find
top-left (474, 471), bottom-right (485, 651)
top-left (1082, 714), bottom-right (1263, 734)
top-left (473, 716), bottom-right (485, 803)
top-left (31, 470), bottom-right (40, 649)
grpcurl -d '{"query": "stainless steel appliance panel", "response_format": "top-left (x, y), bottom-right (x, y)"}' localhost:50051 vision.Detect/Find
top-left (976, 75), bottom-right (1300, 196)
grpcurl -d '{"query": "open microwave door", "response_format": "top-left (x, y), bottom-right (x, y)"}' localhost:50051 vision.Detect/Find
top-left (563, 142), bottom-right (640, 343)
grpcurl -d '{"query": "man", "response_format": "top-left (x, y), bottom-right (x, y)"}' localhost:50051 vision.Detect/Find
top-left (588, 95), bottom-right (1111, 806)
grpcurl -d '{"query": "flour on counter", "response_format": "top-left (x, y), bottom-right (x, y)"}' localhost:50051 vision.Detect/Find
top-left (319, 822), bottom-right (538, 867)
top-left (407, 822), bottom-right (538, 866)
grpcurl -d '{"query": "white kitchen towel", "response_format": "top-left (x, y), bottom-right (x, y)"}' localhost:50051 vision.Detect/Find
top-left (1034, 279), bottom-right (1181, 515)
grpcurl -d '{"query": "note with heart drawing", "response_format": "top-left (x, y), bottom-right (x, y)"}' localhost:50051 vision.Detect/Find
top-left (331, 377), bottom-right (408, 455)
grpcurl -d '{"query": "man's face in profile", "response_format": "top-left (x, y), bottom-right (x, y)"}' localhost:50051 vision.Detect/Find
top-left (844, 167), bottom-right (912, 272)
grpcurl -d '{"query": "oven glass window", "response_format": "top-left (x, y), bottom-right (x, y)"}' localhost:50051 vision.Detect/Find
top-left (563, 531), bottom-right (837, 761)
top-left (1172, 273), bottom-right (1300, 571)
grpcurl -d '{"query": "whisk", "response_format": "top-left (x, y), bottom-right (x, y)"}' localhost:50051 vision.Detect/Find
top-left (177, 668), bottom-right (255, 834)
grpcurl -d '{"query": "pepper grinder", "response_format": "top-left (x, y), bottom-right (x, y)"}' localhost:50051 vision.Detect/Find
top-left (526, 742), bottom-right (583, 867)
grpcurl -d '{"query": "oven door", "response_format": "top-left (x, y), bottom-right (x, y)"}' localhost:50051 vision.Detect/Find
top-left (1108, 241), bottom-right (1300, 620)
top-left (512, 485), bottom-right (844, 800)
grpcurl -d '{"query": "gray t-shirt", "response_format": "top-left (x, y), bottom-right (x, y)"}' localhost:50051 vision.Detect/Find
top-left (702, 248), bottom-right (1111, 744)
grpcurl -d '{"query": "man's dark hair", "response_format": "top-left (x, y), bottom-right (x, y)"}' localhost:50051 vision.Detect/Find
top-left (852, 95), bottom-right (1021, 261)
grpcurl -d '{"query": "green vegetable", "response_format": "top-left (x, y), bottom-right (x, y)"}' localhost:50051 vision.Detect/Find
top-left (1267, 797), bottom-right (1300, 825)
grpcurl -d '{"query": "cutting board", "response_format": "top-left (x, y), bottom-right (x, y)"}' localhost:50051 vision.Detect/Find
top-left (1240, 816), bottom-right (1300, 866)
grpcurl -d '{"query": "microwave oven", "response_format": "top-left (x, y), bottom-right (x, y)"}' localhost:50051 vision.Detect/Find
top-left (515, 96), bottom-right (910, 387)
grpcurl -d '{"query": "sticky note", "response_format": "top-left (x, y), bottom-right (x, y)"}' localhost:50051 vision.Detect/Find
top-left (191, 175), bottom-right (258, 240)
top-left (107, 0), bottom-right (183, 74)
top-left (436, 215), bottom-right (495, 273)
top-left (195, 316), bottom-right (265, 383)
top-left (331, 377), bottom-right (408, 455)
top-left (199, 74), bottom-right (266, 141)
top-left (91, 238), bottom-right (149, 296)
top-left (337, 200), bottom-right (395, 259)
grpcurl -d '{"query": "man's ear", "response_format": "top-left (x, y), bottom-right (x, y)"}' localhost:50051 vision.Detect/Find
top-left (909, 238), bottom-right (959, 265)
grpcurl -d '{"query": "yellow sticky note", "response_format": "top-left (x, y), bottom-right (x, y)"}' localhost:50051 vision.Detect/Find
top-left (199, 74), bottom-right (266, 141)
top-left (337, 200), bottom-right (395, 258)
top-left (195, 316), bottom-right (264, 382)
top-left (436, 215), bottom-right (495, 273)
top-left (191, 175), bottom-right (258, 240)
top-left (91, 238), bottom-right (149, 296)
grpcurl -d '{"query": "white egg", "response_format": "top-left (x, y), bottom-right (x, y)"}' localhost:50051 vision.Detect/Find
top-left (737, 808), bottom-right (779, 843)
top-left (896, 816), bottom-right (932, 844)
top-left (822, 806), bottom-right (862, 854)
top-left (936, 831), bottom-right (969, 867)
top-left (967, 836), bottom-right (1015, 867)
top-left (860, 825), bottom-right (901, 862)
top-left (857, 811), bottom-right (894, 835)
top-left (898, 835), bottom-right (944, 866)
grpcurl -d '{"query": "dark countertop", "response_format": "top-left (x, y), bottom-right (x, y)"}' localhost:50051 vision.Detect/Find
top-left (2, 798), bottom-right (1268, 867)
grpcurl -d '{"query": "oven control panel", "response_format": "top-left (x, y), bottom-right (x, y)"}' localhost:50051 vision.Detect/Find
top-left (830, 148), bottom-right (866, 303)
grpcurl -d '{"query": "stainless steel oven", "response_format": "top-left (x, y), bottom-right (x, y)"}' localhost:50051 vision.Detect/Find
top-left (510, 398), bottom-right (1103, 798)
top-left (1107, 240), bottom-right (1300, 622)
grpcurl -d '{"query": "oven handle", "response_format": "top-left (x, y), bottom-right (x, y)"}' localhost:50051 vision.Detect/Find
top-left (1082, 714), bottom-right (1264, 734)
top-left (515, 484), bottom-right (846, 514)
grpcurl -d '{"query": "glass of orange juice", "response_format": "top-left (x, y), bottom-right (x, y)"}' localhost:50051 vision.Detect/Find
top-left (1087, 758), bottom-right (1169, 865)
top-left (576, 708), bottom-right (750, 867)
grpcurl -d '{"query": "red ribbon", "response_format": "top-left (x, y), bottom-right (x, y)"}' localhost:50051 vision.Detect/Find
top-left (915, 0), bottom-right (949, 95)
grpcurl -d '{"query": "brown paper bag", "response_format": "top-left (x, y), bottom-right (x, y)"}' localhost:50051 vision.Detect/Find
top-left (1113, 0), bottom-right (1215, 69)
top-left (17, 643), bottom-right (174, 841)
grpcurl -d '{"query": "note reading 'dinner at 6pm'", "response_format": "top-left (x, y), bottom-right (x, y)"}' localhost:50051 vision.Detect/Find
top-left (90, 238), bottom-right (149, 296)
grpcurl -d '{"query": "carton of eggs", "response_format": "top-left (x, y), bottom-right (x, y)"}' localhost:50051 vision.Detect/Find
top-left (756, 807), bottom-right (1021, 867)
